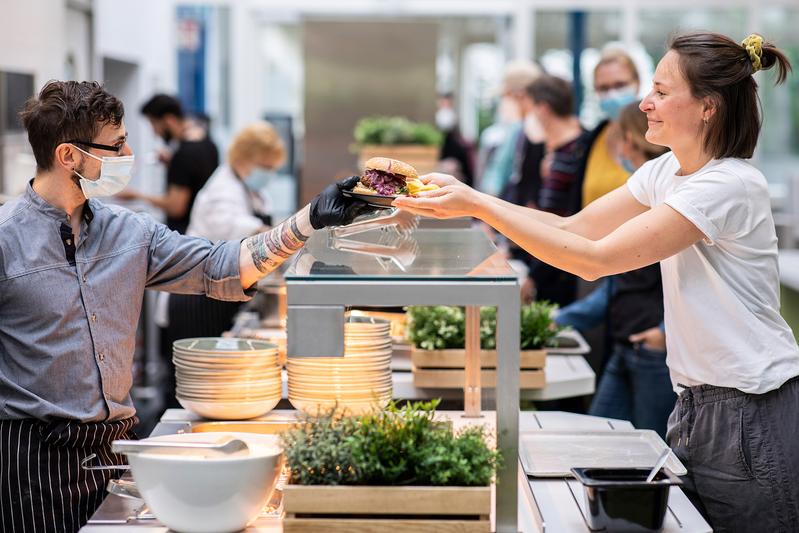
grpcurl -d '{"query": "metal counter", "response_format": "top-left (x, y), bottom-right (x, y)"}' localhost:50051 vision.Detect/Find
top-left (82, 410), bottom-right (710, 532)
top-left (284, 224), bottom-right (522, 532)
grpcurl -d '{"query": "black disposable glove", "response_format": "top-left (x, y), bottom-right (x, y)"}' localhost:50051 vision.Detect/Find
top-left (309, 175), bottom-right (377, 229)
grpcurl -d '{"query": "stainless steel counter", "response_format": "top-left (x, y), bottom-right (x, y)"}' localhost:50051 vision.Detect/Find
top-left (82, 410), bottom-right (710, 533)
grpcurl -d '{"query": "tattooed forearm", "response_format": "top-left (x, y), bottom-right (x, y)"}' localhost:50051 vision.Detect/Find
top-left (242, 205), bottom-right (313, 276)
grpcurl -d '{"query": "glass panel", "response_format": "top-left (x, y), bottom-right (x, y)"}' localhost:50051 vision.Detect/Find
top-left (286, 226), bottom-right (516, 281)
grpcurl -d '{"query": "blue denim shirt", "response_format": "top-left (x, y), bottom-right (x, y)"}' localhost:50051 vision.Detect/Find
top-left (0, 183), bottom-right (252, 422)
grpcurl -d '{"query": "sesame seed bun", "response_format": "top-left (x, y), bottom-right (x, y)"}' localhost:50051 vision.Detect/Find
top-left (364, 157), bottom-right (419, 181)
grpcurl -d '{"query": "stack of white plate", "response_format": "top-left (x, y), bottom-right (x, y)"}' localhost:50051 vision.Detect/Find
top-left (173, 338), bottom-right (282, 420)
top-left (287, 316), bottom-right (393, 415)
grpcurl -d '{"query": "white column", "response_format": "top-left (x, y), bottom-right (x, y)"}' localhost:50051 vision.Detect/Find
top-left (229, 2), bottom-right (259, 133)
top-left (513, 0), bottom-right (533, 60)
top-left (621, 0), bottom-right (637, 50)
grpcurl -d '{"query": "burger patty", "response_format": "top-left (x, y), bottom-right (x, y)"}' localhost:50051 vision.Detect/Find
top-left (361, 169), bottom-right (408, 195)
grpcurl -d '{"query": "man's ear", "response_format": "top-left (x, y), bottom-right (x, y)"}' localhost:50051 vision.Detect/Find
top-left (54, 142), bottom-right (81, 173)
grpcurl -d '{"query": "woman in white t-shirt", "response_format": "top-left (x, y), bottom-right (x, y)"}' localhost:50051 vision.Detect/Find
top-left (395, 32), bottom-right (797, 531)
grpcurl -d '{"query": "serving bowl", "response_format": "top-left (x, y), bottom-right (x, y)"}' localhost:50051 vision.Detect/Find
top-left (123, 432), bottom-right (282, 533)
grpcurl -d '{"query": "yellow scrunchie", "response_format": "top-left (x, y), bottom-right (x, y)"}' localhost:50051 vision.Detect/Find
top-left (742, 34), bottom-right (764, 73)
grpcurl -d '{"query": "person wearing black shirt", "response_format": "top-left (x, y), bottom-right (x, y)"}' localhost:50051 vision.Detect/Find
top-left (121, 94), bottom-right (219, 234)
top-left (553, 102), bottom-right (673, 437)
top-left (522, 75), bottom-right (589, 307)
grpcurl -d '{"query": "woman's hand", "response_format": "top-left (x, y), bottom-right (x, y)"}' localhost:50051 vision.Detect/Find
top-left (392, 173), bottom-right (484, 219)
top-left (629, 327), bottom-right (666, 351)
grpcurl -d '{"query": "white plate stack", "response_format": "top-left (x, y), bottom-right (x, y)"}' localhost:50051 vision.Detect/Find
top-left (173, 338), bottom-right (282, 420)
top-left (287, 316), bottom-right (393, 415)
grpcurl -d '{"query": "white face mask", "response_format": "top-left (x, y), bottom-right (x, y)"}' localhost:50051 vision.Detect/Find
top-left (244, 167), bottom-right (275, 191)
top-left (435, 107), bottom-right (457, 131)
top-left (72, 145), bottom-right (135, 198)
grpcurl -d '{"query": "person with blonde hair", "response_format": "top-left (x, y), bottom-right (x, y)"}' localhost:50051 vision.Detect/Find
top-left (188, 121), bottom-right (286, 240)
top-left (575, 49), bottom-right (641, 210)
top-left (162, 121), bottom-right (287, 408)
top-left (396, 32), bottom-right (798, 530)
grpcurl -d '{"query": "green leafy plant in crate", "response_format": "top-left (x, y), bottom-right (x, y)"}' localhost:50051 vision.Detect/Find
top-left (405, 301), bottom-right (562, 351)
top-left (353, 116), bottom-right (443, 146)
top-left (280, 399), bottom-right (502, 487)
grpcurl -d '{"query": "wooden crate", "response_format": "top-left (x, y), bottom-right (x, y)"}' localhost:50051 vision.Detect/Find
top-left (412, 367), bottom-right (545, 389)
top-left (357, 145), bottom-right (440, 175)
top-left (411, 347), bottom-right (546, 390)
top-left (411, 347), bottom-right (546, 369)
top-left (282, 484), bottom-right (490, 533)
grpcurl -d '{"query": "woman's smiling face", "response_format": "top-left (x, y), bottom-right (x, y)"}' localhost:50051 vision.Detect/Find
top-left (639, 50), bottom-right (709, 152)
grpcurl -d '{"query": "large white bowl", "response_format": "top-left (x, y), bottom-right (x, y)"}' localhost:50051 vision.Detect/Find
top-left (124, 432), bottom-right (282, 533)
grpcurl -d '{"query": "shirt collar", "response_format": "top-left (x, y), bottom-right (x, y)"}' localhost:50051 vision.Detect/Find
top-left (25, 179), bottom-right (94, 225)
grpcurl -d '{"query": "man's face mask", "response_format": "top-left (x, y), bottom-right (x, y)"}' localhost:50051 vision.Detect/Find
top-left (72, 145), bottom-right (135, 198)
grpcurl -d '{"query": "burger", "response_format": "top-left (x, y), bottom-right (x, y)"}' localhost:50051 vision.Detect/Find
top-left (353, 157), bottom-right (438, 196)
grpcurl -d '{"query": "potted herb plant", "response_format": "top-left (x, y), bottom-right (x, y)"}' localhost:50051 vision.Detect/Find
top-left (280, 400), bottom-right (500, 532)
top-left (353, 116), bottom-right (443, 175)
top-left (405, 302), bottom-right (562, 389)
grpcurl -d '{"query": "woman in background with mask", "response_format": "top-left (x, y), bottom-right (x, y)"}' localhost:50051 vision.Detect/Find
top-left (187, 121), bottom-right (282, 240)
top-left (162, 122), bottom-right (285, 407)
top-left (576, 49), bottom-right (640, 210)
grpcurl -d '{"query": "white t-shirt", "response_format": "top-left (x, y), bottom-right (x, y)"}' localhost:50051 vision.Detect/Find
top-left (627, 152), bottom-right (799, 393)
top-left (187, 165), bottom-right (269, 241)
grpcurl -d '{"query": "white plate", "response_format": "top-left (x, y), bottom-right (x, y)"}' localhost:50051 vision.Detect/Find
top-left (173, 338), bottom-right (279, 353)
top-left (177, 396), bottom-right (281, 420)
top-left (288, 397), bottom-right (390, 415)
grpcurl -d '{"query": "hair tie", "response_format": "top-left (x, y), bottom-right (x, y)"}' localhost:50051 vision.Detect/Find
top-left (741, 34), bottom-right (764, 73)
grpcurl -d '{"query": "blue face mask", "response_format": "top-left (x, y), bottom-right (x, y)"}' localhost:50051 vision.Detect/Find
top-left (618, 157), bottom-right (637, 174)
top-left (244, 167), bottom-right (274, 191)
top-left (598, 86), bottom-right (638, 120)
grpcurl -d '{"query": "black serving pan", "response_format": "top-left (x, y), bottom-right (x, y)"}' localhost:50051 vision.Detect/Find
top-left (571, 467), bottom-right (682, 532)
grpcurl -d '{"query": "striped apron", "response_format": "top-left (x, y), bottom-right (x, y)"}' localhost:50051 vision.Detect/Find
top-left (0, 417), bottom-right (137, 533)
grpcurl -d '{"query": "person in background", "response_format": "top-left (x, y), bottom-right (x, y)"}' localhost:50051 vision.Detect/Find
top-left (395, 32), bottom-right (798, 531)
top-left (0, 80), bottom-right (372, 533)
top-left (478, 60), bottom-right (544, 204)
top-left (574, 49), bottom-right (640, 211)
top-left (555, 101), bottom-right (673, 437)
top-left (435, 92), bottom-right (475, 187)
top-left (122, 94), bottom-right (219, 235)
top-left (522, 75), bottom-right (587, 306)
top-left (188, 121), bottom-right (283, 240)
top-left (158, 121), bottom-right (286, 408)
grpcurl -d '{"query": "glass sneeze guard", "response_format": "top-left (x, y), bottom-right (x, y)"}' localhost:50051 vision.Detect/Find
top-left (286, 226), bottom-right (517, 282)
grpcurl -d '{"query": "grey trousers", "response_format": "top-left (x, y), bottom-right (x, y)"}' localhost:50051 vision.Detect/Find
top-left (667, 376), bottom-right (799, 533)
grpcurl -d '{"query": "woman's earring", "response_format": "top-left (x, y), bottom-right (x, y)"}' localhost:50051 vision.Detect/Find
top-left (703, 116), bottom-right (709, 125)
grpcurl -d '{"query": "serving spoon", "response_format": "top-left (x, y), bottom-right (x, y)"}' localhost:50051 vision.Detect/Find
top-left (646, 448), bottom-right (672, 483)
top-left (112, 436), bottom-right (249, 456)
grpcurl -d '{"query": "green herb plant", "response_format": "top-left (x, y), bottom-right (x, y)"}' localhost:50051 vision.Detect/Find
top-left (354, 116), bottom-right (443, 146)
top-left (280, 399), bottom-right (502, 487)
top-left (406, 301), bottom-right (562, 351)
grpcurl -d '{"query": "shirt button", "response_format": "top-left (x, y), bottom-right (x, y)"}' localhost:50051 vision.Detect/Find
top-left (82, 274), bottom-right (87, 283)
top-left (98, 352), bottom-right (105, 361)
top-left (91, 313), bottom-right (97, 322)
top-left (66, 239), bottom-right (72, 246)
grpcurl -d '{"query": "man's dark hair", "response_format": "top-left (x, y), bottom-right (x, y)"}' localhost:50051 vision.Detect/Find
top-left (19, 80), bottom-right (125, 171)
top-left (525, 75), bottom-right (574, 118)
top-left (140, 94), bottom-right (184, 119)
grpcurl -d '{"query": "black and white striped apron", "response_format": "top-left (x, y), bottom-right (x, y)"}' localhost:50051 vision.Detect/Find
top-left (0, 417), bottom-right (137, 533)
